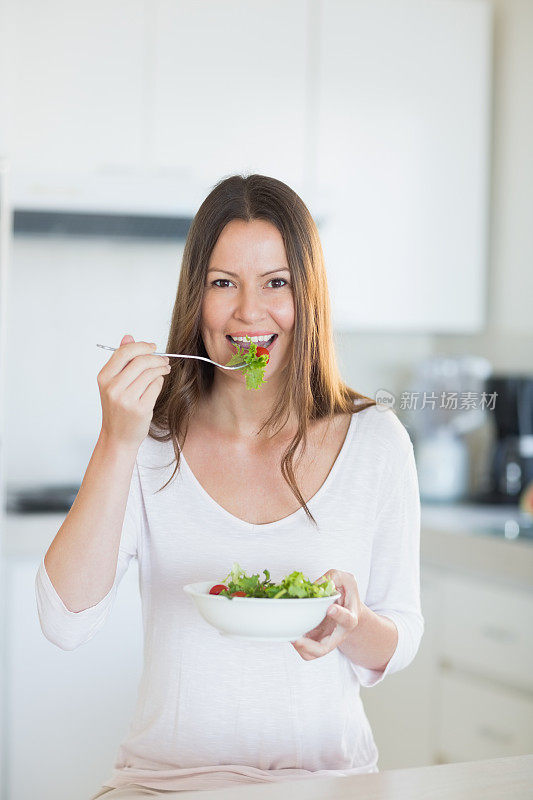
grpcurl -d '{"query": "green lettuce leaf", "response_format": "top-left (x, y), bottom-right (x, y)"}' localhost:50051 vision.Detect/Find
top-left (225, 336), bottom-right (269, 390)
top-left (219, 561), bottom-right (336, 599)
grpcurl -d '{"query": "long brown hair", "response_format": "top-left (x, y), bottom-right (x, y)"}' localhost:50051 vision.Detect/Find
top-left (149, 174), bottom-right (376, 527)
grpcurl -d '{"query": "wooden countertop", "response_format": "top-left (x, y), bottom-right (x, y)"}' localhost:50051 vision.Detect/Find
top-left (173, 755), bottom-right (533, 800)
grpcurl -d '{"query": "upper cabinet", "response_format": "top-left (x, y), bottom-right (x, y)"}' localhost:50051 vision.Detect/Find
top-left (150, 0), bottom-right (309, 197)
top-left (5, 0), bottom-right (309, 214)
top-left (5, 0), bottom-right (146, 209)
top-left (3, 0), bottom-right (492, 332)
top-left (314, 0), bottom-right (492, 332)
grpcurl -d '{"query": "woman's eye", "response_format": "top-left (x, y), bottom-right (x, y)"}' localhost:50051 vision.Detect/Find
top-left (211, 278), bottom-right (289, 288)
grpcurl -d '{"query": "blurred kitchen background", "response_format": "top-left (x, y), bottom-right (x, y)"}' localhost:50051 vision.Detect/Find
top-left (1, 0), bottom-right (533, 798)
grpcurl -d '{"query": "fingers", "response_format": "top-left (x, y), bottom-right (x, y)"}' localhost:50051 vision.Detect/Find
top-left (292, 625), bottom-right (346, 659)
top-left (314, 570), bottom-right (356, 613)
top-left (118, 355), bottom-right (170, 399)
top-left (139, 372), bottom-right (167, 408)
top-left (327, 603), bottom-right (358, 627)
top-left (291, 570), bottom-right (361, 661)
top-left (341, 579), bottom-right (356, 613)
top-left (98, 334), bottom-right (170, 449)
top-left (100, 338), bottom-right (158, 383)
top-left (99, 333), bottom-right (168, 394)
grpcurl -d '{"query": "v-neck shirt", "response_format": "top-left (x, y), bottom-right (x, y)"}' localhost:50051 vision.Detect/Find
top-left (177, 409), bottom-right (357, 530)
top-left (35, 403), bottom-right (424, 793)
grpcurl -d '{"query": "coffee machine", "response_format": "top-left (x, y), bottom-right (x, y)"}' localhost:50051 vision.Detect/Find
top-left (476, 375), bottom-right (533, 505)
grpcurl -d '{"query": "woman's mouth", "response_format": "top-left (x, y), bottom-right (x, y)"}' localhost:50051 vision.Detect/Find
top-left (226, 334), bottom-right (277, 351)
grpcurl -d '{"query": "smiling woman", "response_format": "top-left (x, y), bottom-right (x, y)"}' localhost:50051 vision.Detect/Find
top-left (35, 173), bottom-right (423, 799)
top-left (149, 174), bottom-right (377, 525)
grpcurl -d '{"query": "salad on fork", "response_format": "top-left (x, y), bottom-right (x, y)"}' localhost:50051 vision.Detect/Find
top-left (225, 335), bottom-right (271, 390)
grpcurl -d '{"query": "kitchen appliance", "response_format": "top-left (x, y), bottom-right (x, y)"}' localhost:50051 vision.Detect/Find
top-left (475, 375), bottom-right (533, 505)
top-left (415, 427), bottom-right (469, 503)
top-left (403, 355), bottom-right (492, 502)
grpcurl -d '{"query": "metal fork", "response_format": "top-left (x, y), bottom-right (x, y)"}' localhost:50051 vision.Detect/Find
top-left (96, 344), bottom-right (247, 370)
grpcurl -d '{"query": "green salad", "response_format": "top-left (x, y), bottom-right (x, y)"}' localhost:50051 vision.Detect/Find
top-left (225, 336), bottom-right (270, 390)
top-left (209, 561), bottom-right (337, 600)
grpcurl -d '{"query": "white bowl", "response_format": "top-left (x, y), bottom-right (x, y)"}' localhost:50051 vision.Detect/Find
top-left (183, 580), bottom-right (341, 642)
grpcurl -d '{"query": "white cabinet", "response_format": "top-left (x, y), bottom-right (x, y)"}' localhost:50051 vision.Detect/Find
top-left (6, 0), bottom-right (309, 214)
top-left (361, 562), bottom-right (533, 770)
top-left (439, 573), bottom-right (533, 695)
top-left (314, 0), bottom-right (491, 332)
top-left (6, 0), bottom-right (146, 206)
top-left (4, 556), bottom-right (143, 800)
top-left (150, 0), bottom-right (309, 196)
top-left (438, 671), bottom-right (533, 763)
top-left (434, 571), bottom-right (533, 766)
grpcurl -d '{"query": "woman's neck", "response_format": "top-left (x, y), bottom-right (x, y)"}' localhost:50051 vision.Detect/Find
top-left (196, 390), bottom-right (299, 443)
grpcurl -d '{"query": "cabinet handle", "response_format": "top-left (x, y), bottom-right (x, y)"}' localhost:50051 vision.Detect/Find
top-left (481, 626), bottom-right (517, 643)
top-left (478, 725), bottom-right (514, 745)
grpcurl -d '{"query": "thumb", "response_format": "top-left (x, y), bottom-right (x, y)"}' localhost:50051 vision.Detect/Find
top-left (120, 334), bottom-right (135, 345)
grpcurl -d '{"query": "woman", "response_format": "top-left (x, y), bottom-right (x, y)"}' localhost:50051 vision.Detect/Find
top-left (36, 175), bottom-right (424, 798)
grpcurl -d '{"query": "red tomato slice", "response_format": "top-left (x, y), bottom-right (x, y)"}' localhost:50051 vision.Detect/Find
top-left (209, 584), bottom-right (229, 595)
top-left (231, 591), bottom-right (247, 597)
top-left (255, 347), bottom-right (270, 362)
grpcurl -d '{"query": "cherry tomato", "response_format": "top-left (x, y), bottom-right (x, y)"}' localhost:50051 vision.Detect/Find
top-left (209, 584), bottom-right (229, 595)
top-left (231, 591), bottom-right (247, 597)
top-left (255, 346), bottom-right (270, 363)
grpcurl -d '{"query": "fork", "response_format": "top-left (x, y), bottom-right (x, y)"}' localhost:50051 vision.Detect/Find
top-left (96, 344), bottom-right (247, 370)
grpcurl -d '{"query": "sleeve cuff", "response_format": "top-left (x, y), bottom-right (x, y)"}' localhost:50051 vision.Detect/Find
top-left (35, 556), bottom-right (117, 649)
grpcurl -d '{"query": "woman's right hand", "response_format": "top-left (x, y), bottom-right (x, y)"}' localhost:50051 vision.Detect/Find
top-left (97, 334), bottom-right (171, 450)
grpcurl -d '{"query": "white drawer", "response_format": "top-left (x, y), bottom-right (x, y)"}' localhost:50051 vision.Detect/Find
top-left (437, 670), bottom-right (533, 763)
top-left (439, 573), bottom-right (533, 692)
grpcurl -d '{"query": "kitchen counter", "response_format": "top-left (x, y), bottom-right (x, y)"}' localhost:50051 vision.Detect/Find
top-left (421, 501), bottom-right (533, 539)
top-left (420, 502), bottom-right (533, 590)
top-left (155, 755), bottom-right (533, 800)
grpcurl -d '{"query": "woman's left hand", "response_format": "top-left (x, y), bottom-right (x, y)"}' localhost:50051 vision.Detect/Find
top-left (290, 569), bottom-right (364, 660)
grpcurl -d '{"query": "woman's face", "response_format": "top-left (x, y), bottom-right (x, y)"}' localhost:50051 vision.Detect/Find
top-left (201, 218), bottom-right (295, 380)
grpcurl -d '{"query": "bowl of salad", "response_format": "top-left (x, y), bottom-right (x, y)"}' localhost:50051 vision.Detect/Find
top-left (183, 562), bottom-right (341, 641)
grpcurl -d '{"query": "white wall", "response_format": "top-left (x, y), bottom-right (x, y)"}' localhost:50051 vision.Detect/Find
top-left (5, 236), bottom-right (183, 486)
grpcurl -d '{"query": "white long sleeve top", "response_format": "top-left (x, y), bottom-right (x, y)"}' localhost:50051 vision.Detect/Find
top-left (35, 403), bottom-right (424, 793)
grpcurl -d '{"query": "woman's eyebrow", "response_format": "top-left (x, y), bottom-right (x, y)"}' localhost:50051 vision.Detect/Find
top-left (207, 268), bottom-right (290, 277)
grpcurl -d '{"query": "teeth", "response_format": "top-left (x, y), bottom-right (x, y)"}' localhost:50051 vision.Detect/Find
top-left (230, 335), bottom-right (275, 343)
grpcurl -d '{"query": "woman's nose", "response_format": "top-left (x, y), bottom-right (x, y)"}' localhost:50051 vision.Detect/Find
top-left (234, 287), bottom-right (266, 318)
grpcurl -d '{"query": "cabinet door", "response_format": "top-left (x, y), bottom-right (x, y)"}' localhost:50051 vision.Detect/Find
top-left (439, 573), bottom-right (533, 694)
top-left (150, 0), bottom-right (309, 198)
top-left (315, 0), bottom-right (491, 332)
top-left (8, 0), bottom-right (145, 170)
top-left (5, 557), bottom-right (143, 800)
top-left (437, 670), bottom-right (533, 763)
top-left (6, 0), bottom-right (145, 208)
